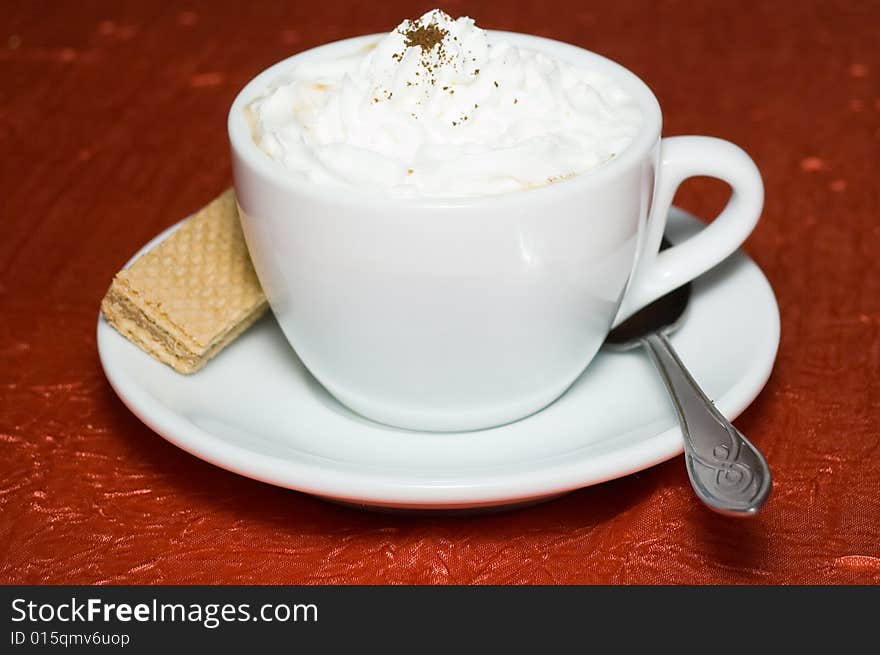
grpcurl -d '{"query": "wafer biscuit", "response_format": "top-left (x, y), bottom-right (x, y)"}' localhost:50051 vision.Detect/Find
top-left (101, 189), bottom-right (268, 373)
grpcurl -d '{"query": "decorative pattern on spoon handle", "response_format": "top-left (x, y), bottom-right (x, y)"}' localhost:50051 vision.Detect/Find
top-left (642, 332), bottom-right (771, 515)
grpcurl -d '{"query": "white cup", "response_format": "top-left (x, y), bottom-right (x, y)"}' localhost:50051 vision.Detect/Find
top-left (228, 32), bottom-right (763, 432)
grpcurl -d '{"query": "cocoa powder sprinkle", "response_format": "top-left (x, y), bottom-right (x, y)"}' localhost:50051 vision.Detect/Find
top-left (403, 23), bottom-right (447, 51)
top-left (391, 14), bottom-right (472, 104)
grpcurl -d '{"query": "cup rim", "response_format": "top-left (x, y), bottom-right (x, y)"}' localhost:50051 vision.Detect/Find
top-left (228, 30), bottom-right (663, 208)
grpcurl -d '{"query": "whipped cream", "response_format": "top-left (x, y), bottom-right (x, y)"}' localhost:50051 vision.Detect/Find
top-left (249, 9), bottom-right (642, 197)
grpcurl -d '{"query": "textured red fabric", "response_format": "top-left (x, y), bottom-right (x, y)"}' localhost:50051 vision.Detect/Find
top-left (1, 0), bottom-right (879, 585)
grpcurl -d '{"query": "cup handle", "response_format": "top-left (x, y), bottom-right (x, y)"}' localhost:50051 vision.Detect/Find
top-left (613, 136), bottom-right (764, 327)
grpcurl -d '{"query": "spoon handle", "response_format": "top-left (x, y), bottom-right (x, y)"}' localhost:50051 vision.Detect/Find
top-left (641, 332), bottom-right (772, 516)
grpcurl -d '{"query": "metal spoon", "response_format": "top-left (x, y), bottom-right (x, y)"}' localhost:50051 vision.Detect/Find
top-left (605, 255), bottom-right (772, 516)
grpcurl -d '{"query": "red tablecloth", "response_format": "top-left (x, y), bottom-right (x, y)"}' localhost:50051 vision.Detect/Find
top-left (2, 0), bottom-right (878, 584)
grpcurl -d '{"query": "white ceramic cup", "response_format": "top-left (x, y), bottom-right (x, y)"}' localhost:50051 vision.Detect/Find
top-left (228, 32), bottom-right (763, 432)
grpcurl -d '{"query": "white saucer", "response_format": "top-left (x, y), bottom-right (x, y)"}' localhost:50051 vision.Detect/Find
top-left (97, 207), bottom-right (780, 510)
